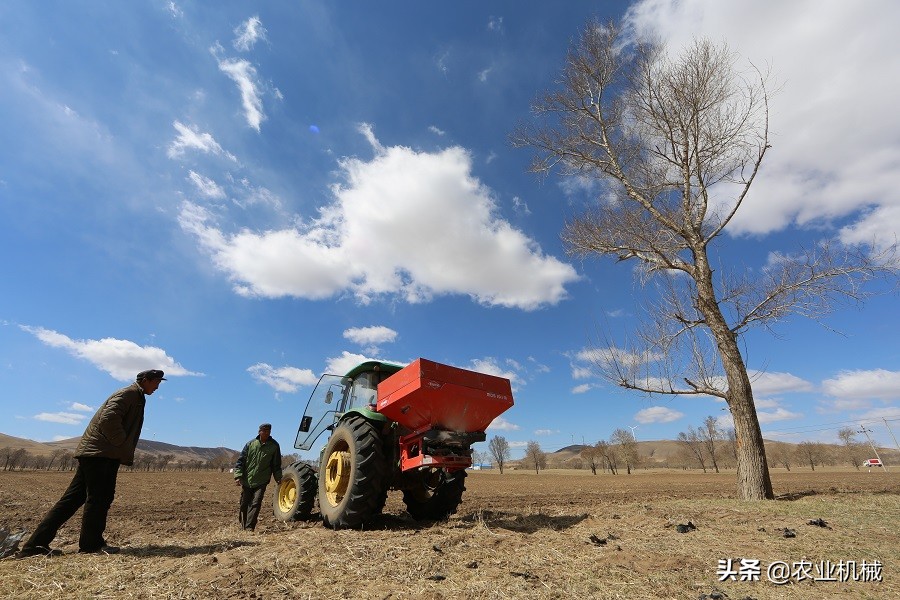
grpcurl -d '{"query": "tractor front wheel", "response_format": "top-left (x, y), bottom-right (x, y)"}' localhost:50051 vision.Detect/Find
top-left (273, 462), bottom-right (317, 521)
top-left (403, 468), bottom-right (466, 521)
top-left (318, 416), bottom-right (389, 529)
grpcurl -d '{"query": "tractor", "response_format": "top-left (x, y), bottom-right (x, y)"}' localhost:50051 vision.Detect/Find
top-left (272, 358), bottom-right (514, 528)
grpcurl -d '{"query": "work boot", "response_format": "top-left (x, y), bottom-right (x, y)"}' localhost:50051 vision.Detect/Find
top-left (79, 545), bottom-right (120, 554)
top-left (15, 546), bottom-right (62, 559)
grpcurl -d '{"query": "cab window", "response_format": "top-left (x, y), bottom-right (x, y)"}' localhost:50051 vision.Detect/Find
top-left (348, 372), bottom-right (379, 410)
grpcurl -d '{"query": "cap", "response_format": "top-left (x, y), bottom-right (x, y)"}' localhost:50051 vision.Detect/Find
top-left (259, 423), bottom-right (272, 431)
top-left (136, 369), bottom-right (166, 382)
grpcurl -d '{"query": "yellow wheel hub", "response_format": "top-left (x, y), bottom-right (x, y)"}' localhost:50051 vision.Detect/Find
top-left (324, 446), bottom-right (352, 506)
top-left (278, 479), bottom-right (297, 512)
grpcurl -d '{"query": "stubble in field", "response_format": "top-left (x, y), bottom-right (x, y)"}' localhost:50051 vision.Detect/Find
top-left (1, 469), bottom-right (897, 599)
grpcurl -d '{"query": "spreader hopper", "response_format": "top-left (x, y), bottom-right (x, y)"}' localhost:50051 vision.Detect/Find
top-left (376, 358), bottom-right (514, 471)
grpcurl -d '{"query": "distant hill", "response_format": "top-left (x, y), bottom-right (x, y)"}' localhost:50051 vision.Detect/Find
top-left (549, 440), bottom-right (688, 465)
top-left (0, 433), bottom-right (238, 464)
top-left (516, 439), bottom-right (900, 470)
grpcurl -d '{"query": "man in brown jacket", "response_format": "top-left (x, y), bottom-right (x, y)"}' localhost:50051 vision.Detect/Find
top-left (16, 369), bottom-right (166, 558)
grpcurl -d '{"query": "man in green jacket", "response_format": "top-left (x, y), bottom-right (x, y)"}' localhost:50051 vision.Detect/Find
top-left (234, 423), bottom-right (282, 531)
top-left (17, 369), bottom-right (166, 558)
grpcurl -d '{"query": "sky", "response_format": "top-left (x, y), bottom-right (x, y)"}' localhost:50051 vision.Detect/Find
top-left (1, 1), bottom-right (898, 460)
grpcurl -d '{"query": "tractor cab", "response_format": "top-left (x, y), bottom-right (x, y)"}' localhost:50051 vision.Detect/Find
top-left (294, 360), bottom-right (403, 451)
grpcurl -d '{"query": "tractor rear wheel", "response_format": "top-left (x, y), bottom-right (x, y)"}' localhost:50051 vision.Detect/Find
top-left (318, 416), bottom-right (389, 528)
top-left (403, 468), bottom-right (466, 521)
top-left (273, 462), bottom-right (317, 521)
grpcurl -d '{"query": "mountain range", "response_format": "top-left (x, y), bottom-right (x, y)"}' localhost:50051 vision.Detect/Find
top-left (0, 433), bottom-right (237, 464)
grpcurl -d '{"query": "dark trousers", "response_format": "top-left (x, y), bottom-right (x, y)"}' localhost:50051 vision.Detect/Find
top-left (239, 484), bottom-right (267, 530)
top-left (23, 457), bottom-right (120, 552)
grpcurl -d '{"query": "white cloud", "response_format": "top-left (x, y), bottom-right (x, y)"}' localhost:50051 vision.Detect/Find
top-left (487, 416), bottom-right (519, 431)
top-left (324, 351), bottom-right (375, 377)
top-left (488, 16), bottom-right (504, 33)
top-left (575, 346), bottom-right (659, 372)
top-left (70, 402), bottom-right (93, 412)
top-left (233, 16), bottom-right (266, 52)
top-left (34, 412), bottom-right (86, 425)
top-left (343, 326), bottom-right (398, 346)
top-left (756, 407), bottom-right (803, 424)
top-left (180, 125), bottom-right (578, 310)
top-left (214, 55), bottom-right (265, 131)
top-left (527, 356), bottom-right (550, 374)
top-left (247, 363), bottom-right (318, 393)
top-left (571, 383), bottom-right (593, 394)
top-left (624, 0), bottom-right (900, 247)
top-left (167, 2), bottom-right (182, 18)
top-left (188, 170), bottom-right (226, 200)
top-left (232, 177), bottom-right (283, 211)
top-left (478, 67), bottom-right (492, 82)
top-left (468, 357), bottom-right (520, 389)
top-left (634, 406), bottom-right (684, 424)
top-left (571, 365), bottom-right (592, 380)
top-left (20, 325), bottom-right (200, 381)
top-left (512, 196), bottom-right (531, 216)
top-left (753, 397), bottom-right (780, 410)
top-left (535, 429), bottom-right (558, 436)
top-left (167, 121), bottom-right (237, 161)
top-left (822, 369), bottom-right (900, 401)
top-left (857, 406), bottom-right (900, 422)
top-left (435, 50), bottom-right (450, 74)
top-left (428, 125), bottom-right (445, 136)
top-left (558, 174), bottom-right (600, 198)
top-left (750, 371), bottom-right (814, 397)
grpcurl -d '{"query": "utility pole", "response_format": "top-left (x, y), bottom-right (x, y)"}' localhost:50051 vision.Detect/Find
top-left (858, 425), bottom-right (888, 472)
top-left (883, 418), bottom-right (900, 454)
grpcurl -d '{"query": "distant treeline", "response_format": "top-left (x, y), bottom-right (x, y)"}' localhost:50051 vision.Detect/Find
top-left (0, 447), bottom-right (246, 473)
top-left (1, 448), bottom-right (312, 473)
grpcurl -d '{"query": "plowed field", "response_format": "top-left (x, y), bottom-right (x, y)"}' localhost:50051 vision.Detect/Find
top-left (1, 468), bottom-right (898, 599)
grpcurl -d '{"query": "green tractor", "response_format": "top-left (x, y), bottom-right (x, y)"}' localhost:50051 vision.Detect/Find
top-left (273, 358), bottom-right (514, 528)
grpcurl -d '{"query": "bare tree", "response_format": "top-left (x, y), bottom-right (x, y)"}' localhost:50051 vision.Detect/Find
top-left (610, 428), bottom-right (639, 474)
top-left (699, 416), bottom-right (721, 473)
top-left (677, 427), bottom-right (707, 472)
top-left (596, 440), bottom-right (618, 474)
top-left (488, 435), bottom-right (511, 474)
top-left (8, 448), bottom-right (29, 471)
top-left (766, 442), bottom-right (791, 471)
top-left (837, 427), bottom-right (866, 470)
top-left (523, 441), bottom-right (547, 474)
top-left (1, 447), bottom-right (12, 471)
top-left (156, 453), bottom-right (175, 471)
top-left (47, 448), bottom-right (66, 471)
top-left (580, 445), bottom-right (600, 475)
top-left (514, 20), bottom-right (897, 500)
top-left (795, 441), bottom-right (823, 471)
top-left (723, 428), bottom-right (738, 463)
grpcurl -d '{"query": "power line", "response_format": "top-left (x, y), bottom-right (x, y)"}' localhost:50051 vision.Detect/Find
top-left (764, 417), bottom-right (900, 436)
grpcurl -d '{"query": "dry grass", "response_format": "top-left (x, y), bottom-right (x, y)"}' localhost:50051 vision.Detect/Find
top-left (0, 469), bottom-right (897, 599)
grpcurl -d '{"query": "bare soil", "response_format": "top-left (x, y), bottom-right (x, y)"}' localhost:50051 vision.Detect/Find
top-left (1, 468), bottom-right (898, 599)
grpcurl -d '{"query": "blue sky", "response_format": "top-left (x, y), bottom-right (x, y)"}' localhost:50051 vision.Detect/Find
top-left (1, 1), bottom-right (898, 459)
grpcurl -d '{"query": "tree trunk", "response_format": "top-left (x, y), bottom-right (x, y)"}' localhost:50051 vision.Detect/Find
top-left (695, 248), bottom-right (775, 500)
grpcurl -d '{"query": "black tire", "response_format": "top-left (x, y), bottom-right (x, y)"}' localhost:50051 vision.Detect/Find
top-left (273, 462), bottom-right (317, 521)
top-left (403, 468), bottom-right (466, 521)
top-left (318, 416), bottom-right (389, 529)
